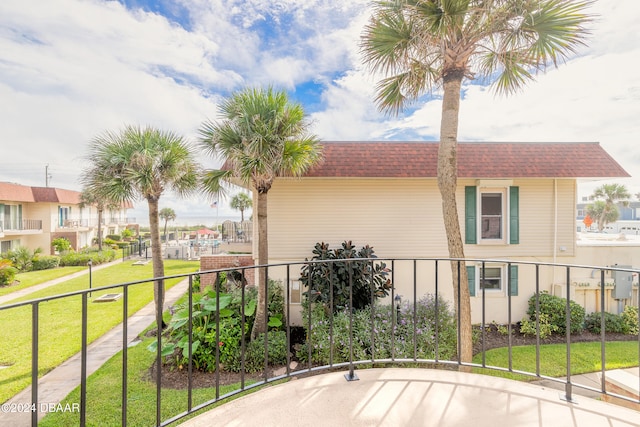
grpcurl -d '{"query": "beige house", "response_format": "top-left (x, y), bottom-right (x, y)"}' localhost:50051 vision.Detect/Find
top-left (256, 141), bottom-right (632, 324)
top-left (0, 182), bottom-right (135, 255)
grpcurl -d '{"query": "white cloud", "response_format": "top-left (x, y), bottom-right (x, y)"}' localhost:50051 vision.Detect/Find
top-left (1, 0), bottom-right (638, 225)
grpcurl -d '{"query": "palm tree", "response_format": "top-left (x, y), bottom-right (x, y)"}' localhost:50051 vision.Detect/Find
top-left (79, 188), bottom-right (121, 251)
top-left (361, 0), bottom-right (592, 362)
top-left (589, 183), bottom-right (630, 231)
top-left (230, 192), bottom-right (252, 222)
top-left (81, 125), bottom-right (199, 324)
top-left (199, 86), bottom-right (322, 338)
top-left (159, 207), bottom-right (177, 243)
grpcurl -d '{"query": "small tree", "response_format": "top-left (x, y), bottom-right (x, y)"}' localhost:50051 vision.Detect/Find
top-left (588, 183), bottom-right (630, 231)
top-left (299, 241), bottom-right (392, 313)
top-left (230, 193), bottom-right (252, 222)
top-left (159, 208), bottom-right (177, 243)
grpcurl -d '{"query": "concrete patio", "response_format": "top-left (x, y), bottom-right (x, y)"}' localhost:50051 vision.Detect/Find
top-left (179, 368), bottom-right (640, 427)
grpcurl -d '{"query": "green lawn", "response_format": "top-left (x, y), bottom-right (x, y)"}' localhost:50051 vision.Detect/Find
top-left (0, 260), bottom-right (200, 403)
top-left (0, 266), bottom-right (86, 298)
top-left (472, 341), bottom-right (639, 381)
top-left (39, 336), bottom-right (264, 427)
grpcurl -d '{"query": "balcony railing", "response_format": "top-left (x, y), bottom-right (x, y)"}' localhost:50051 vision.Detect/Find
top-left (0, 219), bottom-right (43, 232)
top-left (0, 258), bottom-right (638, 426)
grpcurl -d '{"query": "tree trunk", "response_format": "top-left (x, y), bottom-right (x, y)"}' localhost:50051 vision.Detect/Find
top-left (97, 208), bottom-right (103, 251)
top-left (148, 197), bottom-right (165, 327)
top-left (437, 70), bottom-right (473, 364)
top-left (251, 189), bottom-right (269, 339)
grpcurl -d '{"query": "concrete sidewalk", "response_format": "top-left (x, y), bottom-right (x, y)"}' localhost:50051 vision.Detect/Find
top-left (0, 275), bottom-right (189, 426)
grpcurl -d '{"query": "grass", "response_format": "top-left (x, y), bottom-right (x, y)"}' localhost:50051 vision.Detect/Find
top-left (472, 341), bottom-right (639, 381)
top-left (39, 336), bottom-right (265, 427)
top-left (0, 266), bottom-right (86, 298)
top-left (0, 260), bottom-right (200, 404)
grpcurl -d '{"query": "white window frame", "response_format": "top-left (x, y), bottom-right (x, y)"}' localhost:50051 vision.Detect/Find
top-left (475, 264), bottom-right (506, 295)
top-left (478, 186), bottom-right (508, 245)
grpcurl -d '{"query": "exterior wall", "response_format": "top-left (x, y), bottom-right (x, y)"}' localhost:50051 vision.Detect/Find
top-left (264, 177), bottom-right (580, 325)
top-left (200, 255), bottom-right (255, 290)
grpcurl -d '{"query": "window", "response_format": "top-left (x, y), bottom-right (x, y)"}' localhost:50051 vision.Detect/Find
top-left (481, 192), bottom-right (503, 240)
top-left (465, 185), bottom-right (519, 245)
top-left (467, 264), bottom-right (519, 297)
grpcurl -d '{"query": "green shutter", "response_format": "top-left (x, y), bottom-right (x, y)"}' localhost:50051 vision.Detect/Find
top-left (465, 186), bottom-right (477, 244)
top-left (509, 186), bottom-right (519, 244)
top-left (509, 265), bottom-right (519, 296)
top-left (467, 266), bottom-right (476, 297)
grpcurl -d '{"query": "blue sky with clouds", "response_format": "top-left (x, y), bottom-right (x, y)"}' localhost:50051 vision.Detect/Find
top-left (1, 0), bottom-right (639, 225)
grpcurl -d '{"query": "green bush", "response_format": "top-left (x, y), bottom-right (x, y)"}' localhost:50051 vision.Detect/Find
top-left (0, 259), bottom-right (18, 286)
top-left (299, 241), bottom-right (392, 313)
top-left (155, 277), bottom-right (287, 373)
top-left (225, 331), bottom-right (288, 373)
top-left (105, 234), bottom-right (121, 241)
top-left (519, 313), bottom-right (559, 339)
top-left (31, 255), bottom-right (61, 271)
top-left (3, 246), bottom-right (43, 271)
top-left (584, 311), bottom-right (628, 334)
top-left (51, 238), bottom-right (72, 253)
top-left (621, 305), bottom-right (639, 335)
top-left (526, 292), bottom-right (585, 335)
top-left (297, 293), bottom-right (458, 364)
top-left (59, 249), bottom-right (116, 266)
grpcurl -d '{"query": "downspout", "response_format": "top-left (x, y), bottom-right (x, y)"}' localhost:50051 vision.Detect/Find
top-left (553, 179), bottom-right (558, 285)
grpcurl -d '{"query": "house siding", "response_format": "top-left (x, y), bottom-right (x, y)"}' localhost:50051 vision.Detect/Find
top-left (264, 177), bottom-right (581, 324)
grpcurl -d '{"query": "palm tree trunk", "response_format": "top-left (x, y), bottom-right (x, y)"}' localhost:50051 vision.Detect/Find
top-left (97, 208), bottom-right (103, 251)
top-left (252, 189), bottom-right (269, 339)
top-left (148, 197), bottom-right (165, 327)
top-left (437, 70), bottom-right (473, 364)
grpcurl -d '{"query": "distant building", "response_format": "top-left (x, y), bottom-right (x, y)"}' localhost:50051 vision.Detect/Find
top-left (0, 182), bottom-right (136, 255)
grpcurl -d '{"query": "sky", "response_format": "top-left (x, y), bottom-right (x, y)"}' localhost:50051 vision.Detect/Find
top-left (1, 0), bottom-right (638, 226)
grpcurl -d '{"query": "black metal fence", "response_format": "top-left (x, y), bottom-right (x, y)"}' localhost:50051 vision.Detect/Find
top-left (0, 258), bottom-right (639, 426)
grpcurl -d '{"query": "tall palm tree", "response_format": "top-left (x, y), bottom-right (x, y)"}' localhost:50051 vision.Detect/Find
top-left (590, 183), bottom-right (630, 231)
top-left (361, 0), bottom-right (592, 362)
top-left (230, 192), bottom-right (252, 222)
top-left (199, 86), bottom-right (322, 338)
top-left (81, 125), bottom-right (199, 324)
top-left (159, 207), bottom-right (177, 243)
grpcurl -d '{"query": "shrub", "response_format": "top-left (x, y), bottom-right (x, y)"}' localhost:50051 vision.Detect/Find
top-left (4, 246), bottom-right (42, 271)
top-left (621, 305), bottom-right (639, 335)
top-left (51, 238), bottom-right (72, 253)
top-left (59, 249), bottom-right (116, 266)
top-left (225, 331), bottom-right (288, 373)
top-left (0, 259), bottom-right (18, 286)
top-left (519, 313), bottom-right (559, 339)
top-left (584, 311), bottom-right (628, 334)
top-left (299, 241), bottom-right (392, 313)
top-left (297, 293), bottom-right (458, 364)
top-left (155, 277), bottom-right (287, 373)
top-left (31, 255), bottom-right (61, 271)
top-left (526, 292), bottom-right (585, 335)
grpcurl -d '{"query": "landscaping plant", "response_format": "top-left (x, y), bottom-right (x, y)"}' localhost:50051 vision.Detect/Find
top-left (153, 278), bottom-right (287, 373)
top-left (298, 293), bottom-right (457, 364)
top-left (525, 292), bottom-right (585, 335)
top-left (299, 241), bottom-right (392, 313)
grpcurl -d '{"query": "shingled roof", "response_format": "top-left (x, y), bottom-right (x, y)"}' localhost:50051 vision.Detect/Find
top-left (304, 142), bottom-right (630, 179)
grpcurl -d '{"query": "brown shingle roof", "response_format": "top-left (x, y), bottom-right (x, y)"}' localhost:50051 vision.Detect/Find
top-left (0, 182), bottom-right (36, 202)
top-left (30, 187), bottom-right (81, 204)
top-left (0, 182), bottom-right (83, 204)
top-left (305, 142), bottom-right (630, 179)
